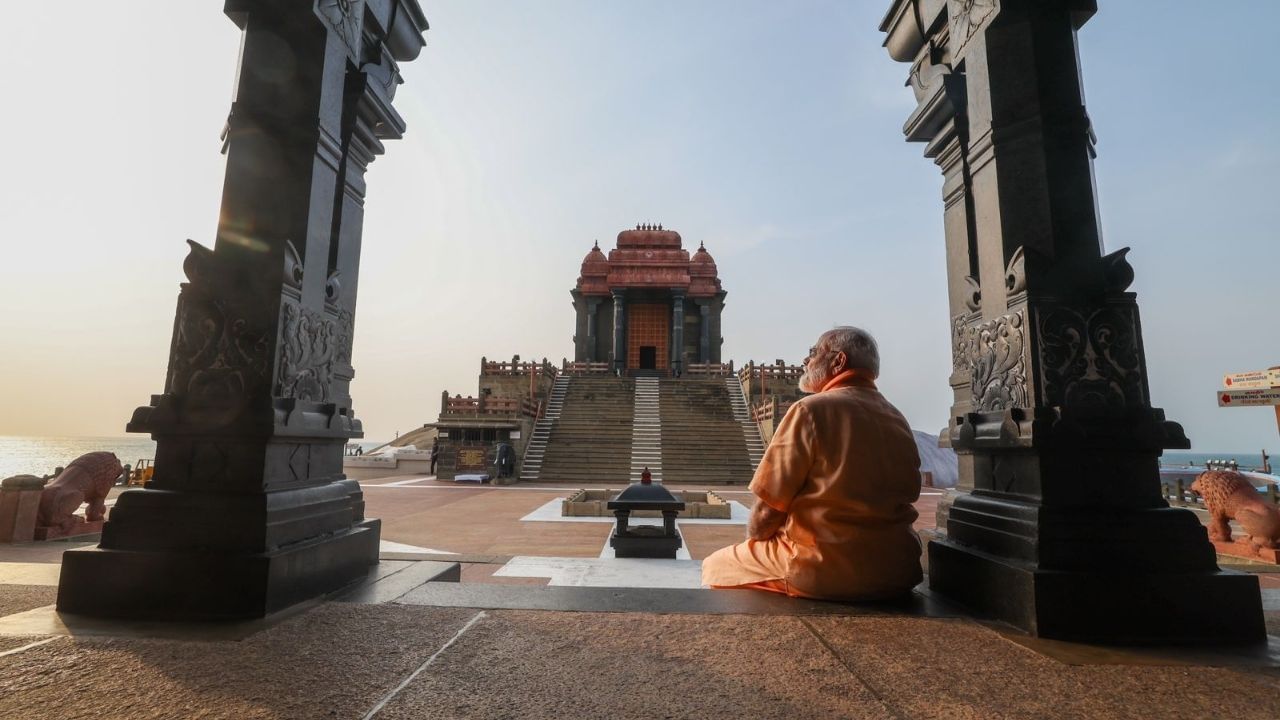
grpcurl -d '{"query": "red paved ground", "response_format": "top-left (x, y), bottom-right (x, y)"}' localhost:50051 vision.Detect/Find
top-left (363, 479), bottom-right (942, 561)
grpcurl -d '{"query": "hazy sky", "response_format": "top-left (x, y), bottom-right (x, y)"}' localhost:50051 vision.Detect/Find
top-left (1, 2), bottom-right (1277, 453)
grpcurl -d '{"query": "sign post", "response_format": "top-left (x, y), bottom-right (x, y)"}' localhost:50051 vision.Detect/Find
top-left (1216, 366), bottom-right (1280, 437)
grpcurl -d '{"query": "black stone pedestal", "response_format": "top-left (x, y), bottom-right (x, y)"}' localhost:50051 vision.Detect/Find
top-left (929, 539), bottom-right (1266, 643)
top-left (610, 525), bottom-right (682, 559)
top-left (58, 519), bottom-right (379, 620)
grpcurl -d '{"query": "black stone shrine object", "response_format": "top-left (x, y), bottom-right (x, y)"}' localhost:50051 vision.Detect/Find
top-left (608, 481), bottom-right (686, 559)
top-left (56, 0), bottom-right (430, 620)
top-left (881, 0), bottom-right (1264, 642)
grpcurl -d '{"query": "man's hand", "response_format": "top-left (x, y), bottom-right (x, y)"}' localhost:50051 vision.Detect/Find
top-left (747, 499), bottom-right (787, 541)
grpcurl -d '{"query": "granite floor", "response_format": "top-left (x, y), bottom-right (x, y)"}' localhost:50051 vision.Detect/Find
top-left (1, 480), bottom-right (1278, 719)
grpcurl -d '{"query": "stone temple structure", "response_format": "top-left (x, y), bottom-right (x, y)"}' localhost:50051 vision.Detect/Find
top-left (571, 224), bottom-right (726, 376)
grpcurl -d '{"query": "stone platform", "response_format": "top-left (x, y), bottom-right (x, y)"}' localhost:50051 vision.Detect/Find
top-left (1, 477), bottom-right (1278, 718)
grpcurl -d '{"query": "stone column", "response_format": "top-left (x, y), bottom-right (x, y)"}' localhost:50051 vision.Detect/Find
top-left (709, 298), bottom-right (724, 363)
top-left (612, 289), bottom-right (627, 374)
top-left (670, 290), bottom-right (685, 376)
top-left (57, 0), bottom-right (430, 620)
top-left (585, 298), bottom-right (600, 362)
top-left (698, 301), bottom-right (711, 364)
top-left (882, 0), bottom-right (1262, 641)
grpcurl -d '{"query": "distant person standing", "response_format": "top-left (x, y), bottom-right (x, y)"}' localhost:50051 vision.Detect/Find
top-left (430, 440), bottom-right (439, 475)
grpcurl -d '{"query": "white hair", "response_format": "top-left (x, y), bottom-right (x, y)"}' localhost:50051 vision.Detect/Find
top-left (824, 326), bottom-right (879, 378)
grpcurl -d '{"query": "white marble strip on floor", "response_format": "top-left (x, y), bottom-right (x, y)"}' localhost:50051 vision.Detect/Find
top-left (518, 497), bottom-right (748, 525)
top-left (379, 540), bottom-right (457, 555)
top-left (377, 476), bottom-right (438, 487)
top-left (494, 554), bottom-right (702, 588)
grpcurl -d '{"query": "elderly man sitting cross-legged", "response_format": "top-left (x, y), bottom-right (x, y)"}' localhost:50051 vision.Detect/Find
top-left (701, 326), bottom-right (923, 601)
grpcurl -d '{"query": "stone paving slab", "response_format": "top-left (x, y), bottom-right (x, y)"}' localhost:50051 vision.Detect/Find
top-left (391, 582), bottom-right (959, 617)
top-left (0, 603), bottom-right (480, 720)
top-left (803, 616), bottom-right (1280, 719)
top-left (0, 585), bottom-right (55, 619)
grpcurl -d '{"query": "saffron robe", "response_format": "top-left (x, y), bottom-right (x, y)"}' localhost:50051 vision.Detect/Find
top-left (701, 371), bottom-right (923, 600)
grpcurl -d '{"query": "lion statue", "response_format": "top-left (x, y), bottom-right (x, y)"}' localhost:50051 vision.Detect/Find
top-left (37, 451), bottom-right (123, 534)
top-left (1190, 469), bottom-right (1280, 550)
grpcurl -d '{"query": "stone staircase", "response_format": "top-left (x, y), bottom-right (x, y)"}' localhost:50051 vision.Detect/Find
top-left (629, 377), bottom-right (663, 483)
top-left (725, 377), bottom-right (765, 470)
top-left (518, 375), bottom-right (569, 481)
top-left (533, 376), bottom-right (634, 483)
top-left (658, 378), bottom-right (755, 484)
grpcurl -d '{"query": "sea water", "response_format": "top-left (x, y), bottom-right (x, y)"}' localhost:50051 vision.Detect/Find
top-left (0, 436), bottom-right (385, 480)
top-left (0, 435), bottom-right (1268, 481)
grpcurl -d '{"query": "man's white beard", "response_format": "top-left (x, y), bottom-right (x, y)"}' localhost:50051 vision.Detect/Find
top-left (799, 364), bottom-right (830, 394)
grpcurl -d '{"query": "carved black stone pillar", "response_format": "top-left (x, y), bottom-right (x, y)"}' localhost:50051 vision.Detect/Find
top-left (670, 291), bottom-right (685, 376)
top-left (56, 0), bottom-right (430, 620)
top-left (612, 289), bottom-right (627, 374)
top-left (882, 0), bottom-right (1263, 642)
top-left (698, 302), bottom-right (711, 364)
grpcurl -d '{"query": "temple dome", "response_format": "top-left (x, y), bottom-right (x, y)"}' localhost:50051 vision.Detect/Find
top-left (580, 242), bottom-right (609, 275)
top-left (576, 241), bottom-right (611, 294)
top-left (617, 226), bottom-right (683, 249)
top-left (690, 242), bottom-right (717, 271)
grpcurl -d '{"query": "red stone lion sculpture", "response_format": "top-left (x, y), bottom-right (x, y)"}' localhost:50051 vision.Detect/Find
top-left (1190, 469), bottom-right (1280, 550)
top-left (37, 452), bottom-right (122, 534)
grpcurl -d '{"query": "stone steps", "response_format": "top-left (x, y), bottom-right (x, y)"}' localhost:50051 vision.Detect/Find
top-left (534, 377), bottom-right (635, 483)
top-left (629, 377), bottom-right (663, 483)
top-left (519, 375), bottom-right (571, 481)
top-left (658, 379), bottom-right (754, 484)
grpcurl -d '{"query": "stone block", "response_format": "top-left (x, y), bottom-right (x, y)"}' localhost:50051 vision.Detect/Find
top-left (0, 476), bottom-right (45, 543)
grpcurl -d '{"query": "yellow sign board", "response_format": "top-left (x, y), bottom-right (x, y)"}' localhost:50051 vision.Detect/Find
top-left (1222, 367), bottom-right (1280, 390)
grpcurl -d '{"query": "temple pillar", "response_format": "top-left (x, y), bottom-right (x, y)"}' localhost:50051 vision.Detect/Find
top-left (612, 289), bottom-right (627, 374)
top-left (882, 0), bottom-right (1263, 641)
top-left (698, 302), bottom-right (711, 364)
top-left (585, 298), bottom-right (600, 362)
top-left (670, 291), bottom-right (685, 376)
top-left (56, 0), bottom-right (429, 620)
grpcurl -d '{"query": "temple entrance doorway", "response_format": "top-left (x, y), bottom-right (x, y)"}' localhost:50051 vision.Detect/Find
top-left (626, 303), bottom-right (669, 373)
top-left (638, 346), bottom-right (657, 370)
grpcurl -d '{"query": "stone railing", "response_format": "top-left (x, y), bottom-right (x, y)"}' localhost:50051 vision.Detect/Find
top-left (1161, 479), bottom-right (1280, 507)
top-left (480, 355), bottom-right (559, 378)
top-left (562, 360), bottom-right (612, 375)
top-left (685, 361), bottom-right (734, 377)
top-left (521, 397), bottom-right (543, 418)
top-left (439, 392), bottom-right (528, 416)
top-left (751, 398), bottom-right (793, 423)
top-left (737, 360), bottom-right (803, 384)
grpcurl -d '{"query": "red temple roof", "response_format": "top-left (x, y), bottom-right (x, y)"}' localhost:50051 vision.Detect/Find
top-left (575, 225), bottom-right (722, 298)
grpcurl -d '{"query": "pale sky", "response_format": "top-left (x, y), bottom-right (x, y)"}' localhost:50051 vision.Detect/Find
top-left (1, 2), bottom-right (1277, 453)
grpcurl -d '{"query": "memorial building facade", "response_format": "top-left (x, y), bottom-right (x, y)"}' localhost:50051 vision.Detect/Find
top-left (571, 224), bottom-right (726, 375)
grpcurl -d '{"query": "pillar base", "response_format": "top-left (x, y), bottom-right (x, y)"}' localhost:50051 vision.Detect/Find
top-left (928, 538), bottom-right (1266, 643)
top-left (56, 519), bottom-right (379, 620)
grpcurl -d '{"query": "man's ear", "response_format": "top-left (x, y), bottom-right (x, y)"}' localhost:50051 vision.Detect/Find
top-left (834, 351), bottom-right (849, 373)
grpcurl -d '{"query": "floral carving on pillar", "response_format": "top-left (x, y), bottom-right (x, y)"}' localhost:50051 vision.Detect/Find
top-left (1035, 304), bottom-right (1146, 412)
top-left (954, 311), bottom-right (1029, 411)
top-left (278, 301), bottom-right (354, 402)
top-left (167, 242), bottom-right (272, 415)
